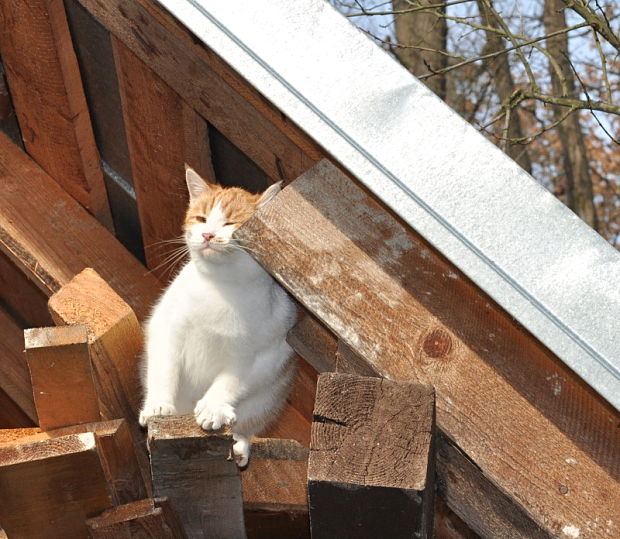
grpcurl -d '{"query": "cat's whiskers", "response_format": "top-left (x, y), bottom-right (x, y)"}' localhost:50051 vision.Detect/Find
top-left (146, 244), bottom-right (190, 277)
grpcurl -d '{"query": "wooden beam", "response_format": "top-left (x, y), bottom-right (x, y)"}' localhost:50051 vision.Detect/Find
top-left (236, 159), bottom-right (620, 536)
top-left (287, 313), bottom-right (337, 373)
top-left (0, 431), bottom-right (113, 537)
top-left (112, 38), bottom-right (215, 276)
top-left (0, 132), bottom-right (160, 320)
top-left (0, 419), bottom-right (147, 506)
top-left (242, 438), bottom-right (310, 539)
top-left (47, 268), bottom-right (152, 495)
top-left (0, 0), bottom-right (112, 227)
top-left (147, 415), bottom-right (246, 538)
top-left (0, 387), bottom-right (34, 429)
top-left (86, 497), bottom-right (187, 539)
top-left (24, 325), bottom-right (100, 430)
top-left (48, 268), bottom-right (143, 418)
top-left (0, 306), bottom-right (36, 422)
top-left (307, 373), bottom-right (435, 538)
top-left (76, 0), bottom-right (319, 183)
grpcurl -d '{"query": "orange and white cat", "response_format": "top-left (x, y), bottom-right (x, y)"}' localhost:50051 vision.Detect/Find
top-left (139, 167), bottom-right (296, 466)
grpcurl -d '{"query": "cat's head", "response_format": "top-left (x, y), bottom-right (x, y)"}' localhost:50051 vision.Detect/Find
top-left (183, 166), bottom-right (281, 262)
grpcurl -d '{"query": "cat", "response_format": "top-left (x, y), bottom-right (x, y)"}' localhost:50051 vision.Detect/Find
top-left (138, 166), bottom-right (297, 466)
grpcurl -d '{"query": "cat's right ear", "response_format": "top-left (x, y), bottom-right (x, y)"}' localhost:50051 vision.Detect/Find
top-left (185, 165), bottom-right (210, 201)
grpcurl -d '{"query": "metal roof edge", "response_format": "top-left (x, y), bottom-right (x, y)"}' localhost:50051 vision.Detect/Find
top-left (156, 0), bottom-right (620, 410)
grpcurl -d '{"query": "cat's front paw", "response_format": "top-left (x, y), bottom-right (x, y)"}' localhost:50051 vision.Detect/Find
top-left (139, 403), bottom-right (177, 427)
top-left (194, 400), bottom-right (236, 431)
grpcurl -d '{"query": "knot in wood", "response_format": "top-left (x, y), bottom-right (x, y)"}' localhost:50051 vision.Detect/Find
top-left (423, 329), bottom-right (452, 359)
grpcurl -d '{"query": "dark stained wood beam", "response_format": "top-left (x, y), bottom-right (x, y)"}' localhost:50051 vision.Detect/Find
top-left (236, 159), bottom-right (620, 536)
top-left (308, 373), bottom-right (436, 538)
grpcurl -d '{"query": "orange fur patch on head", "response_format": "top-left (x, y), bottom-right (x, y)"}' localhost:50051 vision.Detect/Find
top-left (184, 186), bottom-right (261, 228)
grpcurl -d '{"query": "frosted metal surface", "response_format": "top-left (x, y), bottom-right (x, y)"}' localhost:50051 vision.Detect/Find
top-left (157, 0), bottom-right (620, 410)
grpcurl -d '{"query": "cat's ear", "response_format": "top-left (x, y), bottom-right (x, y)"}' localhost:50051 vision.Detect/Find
top-left (185, 165), bottom-right (211, 201)
top-left (256, 181), bottom-right (283, 210)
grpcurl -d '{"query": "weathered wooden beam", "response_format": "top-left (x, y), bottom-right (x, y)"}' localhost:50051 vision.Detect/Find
top-left (307, 373), bottom-right (435, 538)
top-left (86, 497), bottom-right (187, 538)
top-left (0, 419), bottom-right (147, 506)
top-left (24, 325), bottom-right (100, 430)
top-left (76, 0), bottom-right (319, 183)
top-left (0, 431), bottom-right (113, 538)
top-left (237, 159), bottom-right (620, 536)
top-left (286, 313), bottom-right (337, 373)
top-left (112, 38), bottom-right (215, 276)
top-left (0, 387), bottom-right (34, 429)
top-left (242, 438), bottom-right (309, 538)
top-left (0, 306), bottom-right (36, 422)
top-left (0, 0), bottom-right (112, 228)
top-left (0, 132), bottom-right (160, 320)
top-left (147, 415), bottom-right (246, 538)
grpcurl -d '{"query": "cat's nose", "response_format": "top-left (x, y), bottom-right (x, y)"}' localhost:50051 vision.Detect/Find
top-left (202, 232), bottom-right (215, 242)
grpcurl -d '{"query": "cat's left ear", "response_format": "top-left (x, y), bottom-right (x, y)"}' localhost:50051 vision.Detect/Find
top-left (185, 165), bottom-right (211, 201)
top-left (256, 181), bottom-right (283, 210)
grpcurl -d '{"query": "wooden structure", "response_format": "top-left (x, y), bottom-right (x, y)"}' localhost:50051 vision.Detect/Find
top-left (0, 0), bottom-right (618, 537)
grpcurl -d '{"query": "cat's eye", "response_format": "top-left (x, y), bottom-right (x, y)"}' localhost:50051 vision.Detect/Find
top-left (195, 216), bottom-right (207, 223)
top-left (224, 222), bottom-right (237, 227)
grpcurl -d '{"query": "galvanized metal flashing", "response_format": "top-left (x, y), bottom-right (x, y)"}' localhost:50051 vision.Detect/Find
top-left (156, 0), bottom-right (620, 409)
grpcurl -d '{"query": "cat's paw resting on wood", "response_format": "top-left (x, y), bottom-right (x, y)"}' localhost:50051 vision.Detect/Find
top-left (139, 167), bottom-right (296, 467)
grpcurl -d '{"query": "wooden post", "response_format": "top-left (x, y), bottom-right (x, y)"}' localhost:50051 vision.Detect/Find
top-left (0, 431), bottom-right (113, 538)
top-left (0, 419), bottom-right (147, 506)
top-left (24, 325), bottom-right (100, 430)
top-left (86, 497), bottom-right (187, 538)
top-left (307, 373), bottom-right (436, 539)
top-left (47, 268), bottom-right (152, 495)
top-left (147, 415), bottom-right (246, 538)
top-left (0, 0), bottom-right (112, 227)
top-left (242, 438), bottom-right (310, 539)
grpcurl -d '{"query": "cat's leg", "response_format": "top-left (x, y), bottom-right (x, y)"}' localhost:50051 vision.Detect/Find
top-left (231, 433), bottom-right (251, 467)
top-left (194, 371), bottom-right (244, 430)
top-left (139, 316), bottom-right (182, 426)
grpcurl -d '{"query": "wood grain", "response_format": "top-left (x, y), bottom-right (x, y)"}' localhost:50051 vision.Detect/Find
top-left (0, 0), bottom-right (112, 227)
top-left (0, 419), bottom-right (146, 506)
top-left (0, 431), bottom-right (113, 538)
top-left (308, 373), bottom-right (436, 539)
top-left (87, 497), bottom-right (187, 538)
top-left (76, 0), bottom-right (317, 183)
top-left (112, 38), bottom-right (215, 276)
top-left (286, 313), bottom-right (337, 373)
top-left (147, 415), bottom-right (246, 538)
top-left (236, 159), bottom-right (620, 537)
top-left (0, 131), bottom-right (161, 321)
top-left (24, 325), bottom-right (100, 430)
top-left (0, 306), bottom-right (36, 422)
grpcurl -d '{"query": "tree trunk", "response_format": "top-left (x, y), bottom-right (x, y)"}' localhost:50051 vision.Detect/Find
top-left (392, 0), bottom-right (448, 100)
top-left (477, 0), bottom-right (532, 173)
top-left (543, 0), bottom-right (598, 229)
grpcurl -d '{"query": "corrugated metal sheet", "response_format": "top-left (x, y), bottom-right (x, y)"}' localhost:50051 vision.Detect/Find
top-left (156, 0), bottom-right (620, 410)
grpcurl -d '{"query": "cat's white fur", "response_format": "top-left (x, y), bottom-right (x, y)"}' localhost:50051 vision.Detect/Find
top-left (139, 169), bottom-right (296, 466)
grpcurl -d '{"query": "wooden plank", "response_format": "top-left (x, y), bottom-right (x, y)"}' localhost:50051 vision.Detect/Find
top-left (0, 306), bottom-right (36, 422)
top-left (86, 497), bottom-right (187, 538)
top-left (0, 419), bottom-right (147, 506)
top-left (76, 0), bottom-right (318, 183)
top-left (0, 387), bottom-right (34, 428)
top-left (242, 438), bottom-right (310, 539)
top-left (236, 159), bottom-right (620, 537)
top-left (147, 415), bottom-right (246, 538)
top-left (0, 131), bottom-right (161, 321)
top-left (286, 313), bottom-right (337, 373)
top-left (47, 268), bottom-right (152, 495)
top-left (336, 340), bottom-right (380, 377)
top-left (24, 325), bottom-right (100, 430)
top-left (0, 431), bottom-right (113, 538)
top-left (0, 0), bottom-right (112, 228)
top-left (112, 38), bottom-right (216, 276)
top-left (0, 249), bottom-right (54, 328)
top-left (307, 373), bottom-right (436, 538)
